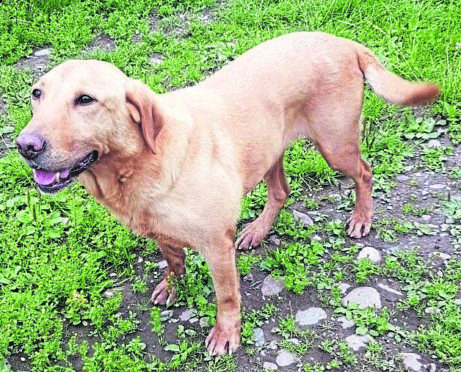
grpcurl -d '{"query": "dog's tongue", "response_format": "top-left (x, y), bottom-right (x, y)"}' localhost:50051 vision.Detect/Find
top-left (34, 170), bottom-right (57, 185)
top-left (34, 169), bottom-right (70, 185)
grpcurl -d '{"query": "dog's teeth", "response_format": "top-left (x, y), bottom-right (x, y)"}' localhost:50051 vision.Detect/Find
top-left (57, 172), bottom-right (60, 182)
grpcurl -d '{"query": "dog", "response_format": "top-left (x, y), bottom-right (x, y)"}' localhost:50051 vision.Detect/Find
top-left (16, 32), bottom-right (439, 355)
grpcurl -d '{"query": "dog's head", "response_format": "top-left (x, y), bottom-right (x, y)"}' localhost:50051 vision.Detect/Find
top-left (16, 60), bottom-right (163, 194)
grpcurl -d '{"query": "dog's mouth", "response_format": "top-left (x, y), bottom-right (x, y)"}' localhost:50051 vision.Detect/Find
top-left (33, 150), bottom-right (99, 193)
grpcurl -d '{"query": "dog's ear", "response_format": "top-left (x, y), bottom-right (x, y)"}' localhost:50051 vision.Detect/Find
top-left (125, 79), bottom-right (164, 154)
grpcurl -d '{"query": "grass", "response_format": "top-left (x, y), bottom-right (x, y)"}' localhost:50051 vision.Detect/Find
top-left (0, 0), bottom-right (460, 370)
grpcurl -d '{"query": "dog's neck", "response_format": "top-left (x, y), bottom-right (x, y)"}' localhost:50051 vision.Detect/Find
top-left (78, 102), bottom-right (194, 224)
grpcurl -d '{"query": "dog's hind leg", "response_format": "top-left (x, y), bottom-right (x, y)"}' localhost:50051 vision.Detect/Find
top-left (151, 244), bottom-right (185, 306)
top-left (317, 142), bottom-right (373, 238)
top-left (236, 155), bottom-right (289, 250)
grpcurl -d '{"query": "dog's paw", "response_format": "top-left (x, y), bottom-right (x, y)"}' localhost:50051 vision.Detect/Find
top-left (151, 277), bottom-right (176, 306)
top-left (347, 213), bottom-right (372, 238)
top-left (236, 223), bottom-right (267, 250)
top-left (205, 323), bottom-right (240, 355)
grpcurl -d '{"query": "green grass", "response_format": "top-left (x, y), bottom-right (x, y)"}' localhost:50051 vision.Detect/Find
top-left (0, 0), bottom-right (460, 370)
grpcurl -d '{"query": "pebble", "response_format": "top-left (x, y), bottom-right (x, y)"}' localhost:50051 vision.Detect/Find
top-left (276, 349), bottom-right (296, 367)
top-left (377, 283), bottom-right (403, 296)
top-left (263, 362), bottom-right (278, 370)
top-left (150, 54), bottom-right (164, 65)
top-left (158, 260), bottom-right (168, 270)
top-left (254, 327), bottom-right (265, 347)
top-left (396, 174), bottom-right (409, 181)
top-left (429, 184), bottom-right (446, 190)
top-left (337, 316), bottom-right (355, 329)
top-left (292, 210), bottom-right (314, 226)
top-left (261, 275), bottom-right (285, 297)
top-left (269, 235), bottom-right (281, 245)
top-left (401, 353), bottom-right (423, 371)
top-left (421, 215), bottom-right (432, 221)
top-left (338, 282), bottom-right (351, 294)
top-left (103, 289), bottom-right (114, 298)
top-left (295, 307), bottom-right (327, 326)
top-left (179, 309), bottom-right (194, 322)
top-left (343, 287), bottom-right (382, 309)
top-left (199, 317), bottom-right (209, 328)
top-left (34, 48), bottom-right (51, 57)
top-left (431, 252), bottom-right (451, 260)
top-left (161, 310), bottom-right (174, 321)
top-left (427, 139), bottom-right (442, 148)
top-left (345, 334), bottom-right (373, 351)
top-left (357, 247), bottom-right (381, 263)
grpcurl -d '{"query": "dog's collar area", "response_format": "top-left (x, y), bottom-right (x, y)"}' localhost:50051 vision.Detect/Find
top-left (34, 150), bottom-right (99, 193)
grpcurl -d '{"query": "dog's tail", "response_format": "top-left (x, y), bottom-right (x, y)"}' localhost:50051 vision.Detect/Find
top-left (357, 46), bottom-right (440, 106)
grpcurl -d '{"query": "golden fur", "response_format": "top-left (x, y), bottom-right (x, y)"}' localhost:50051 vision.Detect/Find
top-left (17, 32), bottom-right (439, 355)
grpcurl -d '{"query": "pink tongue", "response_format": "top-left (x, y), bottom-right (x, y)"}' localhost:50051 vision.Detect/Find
top-left (34, 170), bottom-right (57, 185)
top-left (61, 169), bottom-right (70, 179)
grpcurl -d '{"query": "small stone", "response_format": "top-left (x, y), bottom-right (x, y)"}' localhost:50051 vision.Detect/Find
top-left (179, 309), bottom-right (194, 322)
top-left (357, 247), bottom-right (382, 263)
top-left (161, 310), bottom-right (174, 321)
top-left (263, 362), bottom-right (278, 371)
top-left (377, 283), bottom-right (403, 296)
top-left (109, 272), bottom-right (117, 278)
top-left (150, 54), bottom-right (164, 65)
top-left (429, 184), bottom-right (446, 190)
top-left (158, 260), bottom-right (168, 270)
top-left (185, 329), bottom-right (196, 337)
top-left (269, 235), bottom-right (281, 245)
top-left (431, 252), bottom-right (451, 260)
top-left (243, 273), bottom-right (254, 282)
top-left (189, 317), bottom-right (198, 324)
top-left (396, 174), bottom-right (409, 181)
top-left (345, 334), bottom-right (373, 351)
top-left (261, 275), bottom-right (285, 297)
top-left (421, 215), bottom-right (431, 222)
top-left (425, 307), bottom-right (441, 315)
top-left (338, 283), bottom-right (351, 294)
top-left (138, 256), bottom-right (143, 263)
top-left (34, 48), bottom-right (51, 57)
top-left (337, 316), bottom-right (355, 329)
top-left (199, 317), bottom-right (210, 328)
top-left (288, 338), bottom-right (300, 345)
top-left (427, 363), bottom-right (437, 372)
top-left (292, 210), bottom-right (314, 226)
top-left (427, 139), bottom-right (442, 148)
top-left (343, 287), bottom-right (382, 309)
top-left (20, 357), bottom-right (26, 362)
top-left (254, 327), bottom-right (265, 347)
top-left (276, 349), bottom-right (296, 367)
top-left (268, 340), bottom-right (278, 350)
top-left (295, 307), bottom-right (327, 326)
top-left (401, 353), bottom-right (423, 371)
top-left (103, 289), bottom-right (114, 298)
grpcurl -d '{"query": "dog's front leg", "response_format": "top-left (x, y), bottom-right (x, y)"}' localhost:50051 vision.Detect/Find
top-left (151, 244), bottom-right (185, 306)
top-left (202, 233), bottom-right (241, 355)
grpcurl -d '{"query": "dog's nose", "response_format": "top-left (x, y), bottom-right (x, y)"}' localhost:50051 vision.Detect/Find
top-left (16, 133), bottom-right (46, 160)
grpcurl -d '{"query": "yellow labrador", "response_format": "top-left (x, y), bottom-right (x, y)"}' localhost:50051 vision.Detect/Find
top-left (17, 32), bottom-right (439, 355)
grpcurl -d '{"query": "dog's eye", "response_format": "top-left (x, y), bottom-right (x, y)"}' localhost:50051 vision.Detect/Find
top-left (75, 94), bottom-right (95, 105)
top-left (32, 89), bottom-right (42, 100)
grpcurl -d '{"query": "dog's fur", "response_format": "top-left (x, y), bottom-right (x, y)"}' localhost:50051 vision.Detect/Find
top-left (17, 32), bottom-right (439, 355)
